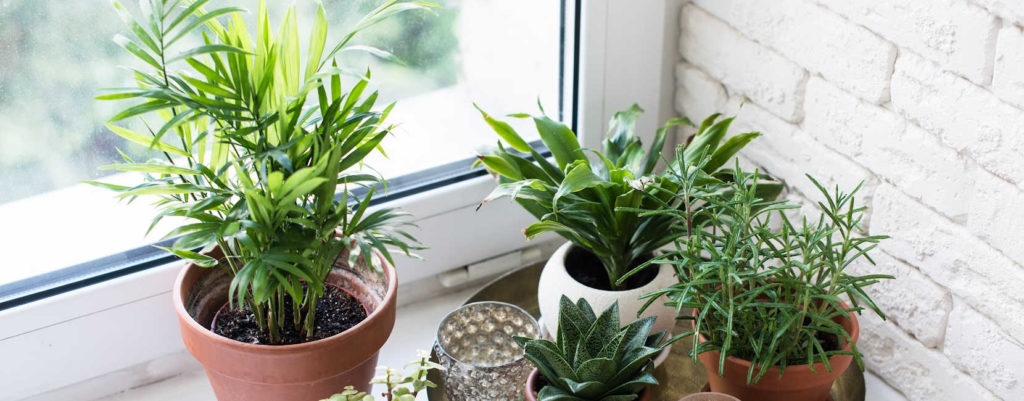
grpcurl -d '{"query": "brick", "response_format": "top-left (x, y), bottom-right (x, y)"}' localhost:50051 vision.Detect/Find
top-left (891, 53), bottom-right (1024, 188)
top-left (944, 301), bottom-right (1024, 400)
top-left (848, 253), bottom-right (950, 348)
top-left (992, 24), bottom-right (1024, 108)
top-left (679, 4), bottom-right (807, 122)
top-left (817, 0), bottom-right (998, 84)
top-left (871, 184), bottom-right (1024, 344)
top-left (966, 169), bottom-right (1024, 268)
top-left (972, 0), bottom-right (1024, 27)
top-left (725, 98), bottom-right (878, 204)
top-left (858, 312), bottom-right (1001, 401)
top-left (693, 0), bottom-right (895, 103)
top-left (675, 63), bottom-right (729, 121)
top-left (804, 78), bottom-right (971, 221)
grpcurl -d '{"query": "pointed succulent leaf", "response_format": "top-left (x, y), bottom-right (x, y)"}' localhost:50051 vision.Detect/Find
top-left (525, 341), bottom-right (579, 382)
top-left (608, 347), bottom-right (662, 385)
top-left (575, 298), bottom-right (597, 322)
top-left (559, 378), bottom-right (608, 400)
top-left (576, 357), bottom-right (616, 383)
top-left (538, 385), bottom-right (588, 401)
top-left (604, 372), bottom-right (658, 396)
top-left (598, 395), bottom-right (639, 401)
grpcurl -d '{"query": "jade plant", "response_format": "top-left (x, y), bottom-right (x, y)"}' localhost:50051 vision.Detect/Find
top-left (633, 160), bottom-right (892, 383)
top-left (321, 350), bottom-right (442, 401)
top-left (475, 105), bottom-right (781, 289)
top-left (514, 296), bottom-right (666, 401)
top-left (91, 0), bottom-right (431, 343)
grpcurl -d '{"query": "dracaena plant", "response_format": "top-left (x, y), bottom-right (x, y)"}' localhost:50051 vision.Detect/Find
top-left (634, 160), bottom-right (892, 383)
top-left (514, 296), bottom-right (666, 401)
top-left (321, 350), bottom-right (442, 401)
top-left (91, 0), bottom-right (432, 343)
top-left (475, 105), bottom-right (781, 290)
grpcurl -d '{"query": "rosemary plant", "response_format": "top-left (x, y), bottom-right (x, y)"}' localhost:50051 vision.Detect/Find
top-left (629, 159), bottom-right (892, 383)
top-left (476, 106), bottom-right (781, 290)
top-left (92, 0), bottom-right (431, 343)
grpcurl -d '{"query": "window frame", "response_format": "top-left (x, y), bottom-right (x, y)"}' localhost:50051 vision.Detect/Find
top-left (0, 1), bottom-right (686, 399)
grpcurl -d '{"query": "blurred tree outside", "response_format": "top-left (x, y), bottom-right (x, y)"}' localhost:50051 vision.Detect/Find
top-left (0, 0), bottom-right (459, 204)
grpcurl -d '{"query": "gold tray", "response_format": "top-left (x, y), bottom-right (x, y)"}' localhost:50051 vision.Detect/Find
top-left (427, 263), bottom-right (865, 401)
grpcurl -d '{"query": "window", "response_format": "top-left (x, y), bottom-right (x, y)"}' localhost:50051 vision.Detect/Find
top-left (0, 1), bottom-right (684, 399)
top-left (0, 0), bottom-right (564, 307)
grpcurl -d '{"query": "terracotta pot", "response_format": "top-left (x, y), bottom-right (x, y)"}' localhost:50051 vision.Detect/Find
top-left (173, 247), bottom-right (397, 401)
top-left (693, 303), bottom-right (859, 401)
top-left (524, 368), bottom-right (651, 401)
top-left (677, 392), bottom-right (741, 401)
top-left (537, 242), bottom-right (677, 365)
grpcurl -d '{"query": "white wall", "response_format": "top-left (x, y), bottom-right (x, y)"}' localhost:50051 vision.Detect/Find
top-left (675, 1), bottom-right (1024, 400)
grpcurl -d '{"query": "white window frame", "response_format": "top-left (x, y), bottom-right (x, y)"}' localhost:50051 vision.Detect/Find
top-left (0, 1), bottom-right (685, 399)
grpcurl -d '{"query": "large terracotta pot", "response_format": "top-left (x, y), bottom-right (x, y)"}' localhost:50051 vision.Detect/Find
top-left (694, 303), bottom-right (859, 401)
top-left (173, 248), bottom-right (397, 401)
top-left (524, 368), bottom-right (651, 401)
top-left (537, 242), bottom-right (677, 364)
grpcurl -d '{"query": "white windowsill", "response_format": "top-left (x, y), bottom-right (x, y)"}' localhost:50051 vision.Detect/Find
top-left (85, 283), bottom-right (486, 401)
top-left (71, 284), bottom-right (909, 401)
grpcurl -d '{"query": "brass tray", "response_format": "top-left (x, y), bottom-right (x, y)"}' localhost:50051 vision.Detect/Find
top-left (427, 263), bottom-right (865, 401)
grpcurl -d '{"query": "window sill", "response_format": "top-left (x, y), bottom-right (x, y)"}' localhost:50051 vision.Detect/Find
top-left (31, 282), bottom-right (487, 401)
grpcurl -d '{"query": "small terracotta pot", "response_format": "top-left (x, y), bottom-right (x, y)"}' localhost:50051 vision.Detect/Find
top-left (677, 391), bottom-right (741, 401)
top-left (523, 368), bottom-right (651, 401)
top-left (173, 247), bottom-right (397, 401)
top-left (693, 303), bottom-right (859, 401)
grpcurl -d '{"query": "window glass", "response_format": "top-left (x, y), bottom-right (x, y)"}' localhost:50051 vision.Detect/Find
top-left (0, 0), bottom-right (562, 289)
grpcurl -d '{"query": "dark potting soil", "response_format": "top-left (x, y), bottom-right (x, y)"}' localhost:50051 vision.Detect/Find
top-left (212, 285), bottom-right (367, 345)
top-left (531, 374), bottom-right (550, 395)
top-left (564, 246), bottom-right (658, 291)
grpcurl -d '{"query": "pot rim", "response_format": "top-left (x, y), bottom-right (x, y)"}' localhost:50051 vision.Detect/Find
top-left (525, 368), bottom-right (651, 401)
top-left (172, 249), bottom-right (397, 353)
top-left (691, 301), bottom-right (860, 371)
top-left (552, 241), bottom-right (673, 296)
top-left (434, 301), bottom-right (540, 369)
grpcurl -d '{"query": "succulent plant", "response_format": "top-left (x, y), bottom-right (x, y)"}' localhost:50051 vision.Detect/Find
top-left (475, 105), bottom-right (782, 290)
top-left (321, 350), bottom-right (442, 401)
top-left (514, 296), bottom-right (666, 401)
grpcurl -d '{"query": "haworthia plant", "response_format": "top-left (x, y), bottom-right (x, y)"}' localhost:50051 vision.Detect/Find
top-left (514, 296), bottom-right (666, 401)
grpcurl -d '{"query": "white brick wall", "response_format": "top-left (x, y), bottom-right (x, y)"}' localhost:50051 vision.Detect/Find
top-left (679, 5), bottom-right (807, 122)
top-left (993, 24), bottom-right (1024, 107)
top-left (692, 0), bottom-right (896, 103)
top-left (676, 1), bottom-right (1024, 399)
top-left (815, 0), bottom-right (999, 85)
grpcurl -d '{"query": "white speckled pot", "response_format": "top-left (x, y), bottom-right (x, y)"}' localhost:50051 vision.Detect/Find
top-left (537, 242), bottom-right (677, 357)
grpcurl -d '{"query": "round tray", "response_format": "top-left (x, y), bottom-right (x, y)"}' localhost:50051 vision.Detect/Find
top-left (427, 263), bottom-right (865, 401)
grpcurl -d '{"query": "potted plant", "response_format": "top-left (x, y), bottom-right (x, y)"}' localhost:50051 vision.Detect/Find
top-left (514, 296), bottom-right (666, 401)
top-left (474, 105), bottom-right (782, 349)
top-left (634, 160), bottom-right (891, 401)
top-left (92, 1), bottom-right (431, 399)
top-left (321, 350), bottom-right (442, 401)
